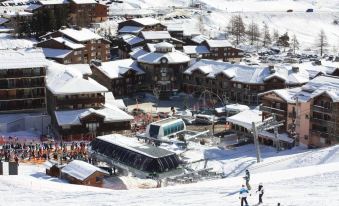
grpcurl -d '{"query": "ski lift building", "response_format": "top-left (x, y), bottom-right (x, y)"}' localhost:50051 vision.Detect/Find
top-left (89, 134), bottom-right (181, 177)
top-left (146, 117), bottom-right (186, 139)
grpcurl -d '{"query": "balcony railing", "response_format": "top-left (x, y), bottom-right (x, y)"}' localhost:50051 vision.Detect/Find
top-left (312, 105), bottom-right (332, 113)
top-left (56, 95), bottom-right (105, 106)
top-left (311, 118), bottom-right (336, 127)
top-left (0, 94), bottom-right (45, 101)
top-left (259, 105), bottom-right (287, 115)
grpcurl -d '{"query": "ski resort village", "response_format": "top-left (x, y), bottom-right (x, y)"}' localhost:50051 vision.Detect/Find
top-left (0, 0), bottom-right (339, 205)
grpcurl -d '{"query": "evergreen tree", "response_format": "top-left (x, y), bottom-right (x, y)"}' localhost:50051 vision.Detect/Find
top-left (291, 34), bottom-right (299, 54)
top-left (316, 29), bottom-right (329, 56)
top-left (277, 32), bottom-right (290, 51)
top-left (262, 22), bottom-right (271, 47)
top-left (227, 15), bottom-right (246, 45)
top-left (246, 20), bottom-right (260, 45)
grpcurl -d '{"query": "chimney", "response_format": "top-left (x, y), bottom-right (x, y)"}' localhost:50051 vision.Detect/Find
top-left (292, 66), bottom-right (299, 73)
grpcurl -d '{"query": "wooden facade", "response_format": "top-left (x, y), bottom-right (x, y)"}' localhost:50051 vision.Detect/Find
top-left (310, 94), bottom-right (339, 146)
top-left (69, 2), bottom-right (108, 27)
top-left (0, 67), bottom-right (46, 113)
top-left (37, 28), bottom-right (110, 64)
top-left (201, 40), bottom-right (243, 62)
top-left (91, 65), bottom-right (145, 98)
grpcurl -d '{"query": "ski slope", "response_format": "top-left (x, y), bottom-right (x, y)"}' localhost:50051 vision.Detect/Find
top-left (107, 0), bottom-right (339, 51)
top-left (1, 145), bottom-right (339, 205)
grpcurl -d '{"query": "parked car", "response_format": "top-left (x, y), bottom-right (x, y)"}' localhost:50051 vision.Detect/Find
top-left (287, 9), bottom-right (293, 12)
top-left (306, 9), bottom-right (314, 12)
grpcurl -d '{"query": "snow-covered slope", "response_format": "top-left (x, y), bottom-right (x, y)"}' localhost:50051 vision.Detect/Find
top-left (1, 145), bottom-right (339, 205)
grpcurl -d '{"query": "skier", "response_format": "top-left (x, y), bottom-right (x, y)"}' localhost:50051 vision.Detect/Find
top-left (243, 169), bottom-right (251, 190)
top-left (239, 185), bottom-right (249, 206)
top-left (256, 182), bottom-right (264, 204)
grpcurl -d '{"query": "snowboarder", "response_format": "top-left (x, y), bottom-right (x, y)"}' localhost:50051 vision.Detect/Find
top-left (256, 182), bottom-right (264, 204)
top-left (243, 169), bottom-right (251, 190)
top-left (239, 185), bottom-right (249, 206)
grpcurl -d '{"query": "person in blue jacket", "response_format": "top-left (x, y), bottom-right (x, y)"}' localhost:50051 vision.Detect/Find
top-left (239, 185), bottom-right (249, 206)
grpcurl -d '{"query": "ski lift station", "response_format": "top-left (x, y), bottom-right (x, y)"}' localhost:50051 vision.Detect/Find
top-left (144, 117), bottom-right (209, 142)
top-left (89, 134), bottom-right (183, 178)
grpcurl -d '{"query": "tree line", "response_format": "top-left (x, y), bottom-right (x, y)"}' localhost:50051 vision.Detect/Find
top-left (227, 14), bottom-right (329, 55)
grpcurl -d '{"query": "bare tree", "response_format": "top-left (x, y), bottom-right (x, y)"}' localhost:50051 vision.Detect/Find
top-left (272, 29), bottom-right (279, 44)
top-left (247, 20), bottom-right (260, 45)
top-left (262, 22), bottom-right (271, 47)
top-left (227, 14), bottom-right (246, 45)
top-left (291, 34), bottom-right (299, 54)
top-left (316, 29), bottom-right (329, 57)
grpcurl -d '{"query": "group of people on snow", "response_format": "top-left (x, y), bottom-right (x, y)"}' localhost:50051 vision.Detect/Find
top-left (239, 169), bottom-right (264, 206)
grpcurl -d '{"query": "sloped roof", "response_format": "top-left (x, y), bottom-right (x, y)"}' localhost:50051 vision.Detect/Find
top-left (120, 34), bottom-right (144, 46)
top-left (55, 105), bottom-right (133, 126)
top-left (205, 39), bottom-right (232, 48)
top-left (94, 58), bottom-right (145, 79)
top-left (296, 75), bottom-right (339, 103)
top-left (131, 17), bottom-right (160, 26)
top-left (183, 45), bottom-right (210, 55)
top-left (184, 59), bottom-right (311, 85)
top-left (61, 160), bottom-right (108, 181)
top-left (53, 37), bottom-right (85, 49)
top-left (141, 31), bottom-right (171, 40)
top-left (137, 49), bottom-right (190, 64)
top-left (42, 48), bottom-right (72, 59)
top-left (47, 62), bottom-right (108, 95)
top-left (191, 34), bottom-right (209, 44)
top-left (59, 28), bottom-right (103, 42)
top-left (227, 109), bottom-right (262, 130)
top-left (0, 48), bottom-right (47, 70)
top-left (259, 87), bottom-right (302, 104)
top-left (118, 26), bottom-right (143, 34)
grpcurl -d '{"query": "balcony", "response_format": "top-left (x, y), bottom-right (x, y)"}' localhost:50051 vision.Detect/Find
top-left (310, 130), bottom-right (329, 138)
top-left (259, 105), bottom-right (287, 116)
top-left (56, 95), bottom-right (105, 106)
top-left (311, 118), bottom-right (336, 127)
top-left (312, 105), bottom-right (332, 114)
top-left (0, 94), bottom-right (45, 101)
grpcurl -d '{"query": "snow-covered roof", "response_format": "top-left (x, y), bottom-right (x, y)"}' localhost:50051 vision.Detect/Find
top-left (137, 49), bottom-right (190, 65)
top-left (191, 34), bottom-right (209, 44)
top-left (120, 34), bottom-right (144, 46)
top-left (227, 109), bottom-right (262, 130)
top-left (53, 37), bottom-right (85, 49)
top-left (131, 17), bottom-right (160, 26)
top-left (0, 33), bottom-right (35, 49)
top-left (297, 61), bottom-right (338, 78)
top-left (47, 68), bottom-right (108, 95)
top-left (68, 64), bottom-right (92, 76)
top-left (154, 41), bottom-right (174, 49)
top-left (118, 26), bottom-right (143, 34)
top-left (296, 75), bottom-right (339, 103)
top-left (129, 46), bottom-right (148, 60)
top-left (215, 104), bottom-right (250, 114)
top-left (105, 92), bottom-right (127, 110)
top-left (141, 31), bottom-right (171, 40)
top-left (94, 58), bottom-right (145, 79)
top-left (183, 45), bottom-right (210, 55)
top-left (259, 87), bottom-right (301, 104)
top-left (0, 48), bottom-right (47, 70)
top-left (185, 59), bottom-right (311, 85)
top-left (55, 105), bottom-right (133, 126)
top-left (61, 160), bottom-right (108, 181)
top-left (96, 134), bottom-right (175, 159)
top-left (259, 131), bottom-right (294, 143)
top-left (205, 39), bottom-right (232, 48)
top-left (42, 48), bottom-right (72, 59)
top-left (59, 28), bottom-right (103, 42)
top-left (71, 0), bottom-right (96, 4)
top-left (38, 0), bottom-right (69, 5)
